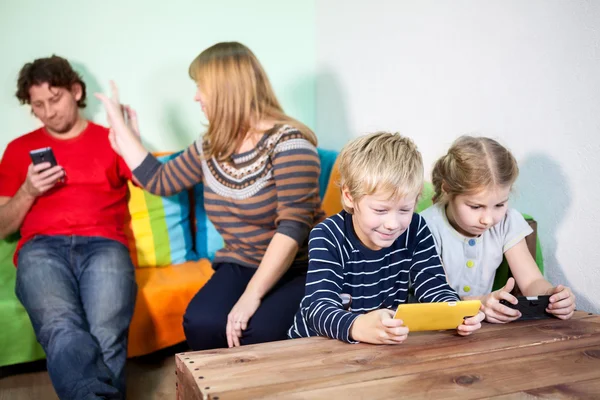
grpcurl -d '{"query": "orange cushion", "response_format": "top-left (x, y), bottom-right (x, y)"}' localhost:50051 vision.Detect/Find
top-left (321, 159), bottom-right (343, 217)
top-left (127, 260), bottom-right (214, 357)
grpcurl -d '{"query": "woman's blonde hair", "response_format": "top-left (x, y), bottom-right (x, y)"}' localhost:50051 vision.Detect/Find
top-left (431, 136), bottom-right (519, 204)
top-left (338, 132), bottom-right (424, 213)
top-left (188, 42), bottom-right (317, 160)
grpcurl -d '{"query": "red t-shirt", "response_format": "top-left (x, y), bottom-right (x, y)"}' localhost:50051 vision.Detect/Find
top-left (0, 121), bottom-right (132, 264)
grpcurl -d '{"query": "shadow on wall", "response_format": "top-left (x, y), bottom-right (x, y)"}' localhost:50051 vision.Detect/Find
top-left (73, 61), bottom-right (161, 153)
top-left (513, 153), bottom-right (594, 312)
top-left (314, 70), bottom-right (353, 151)
top-left (162, 103), bottom-right (200, 152)
top-left (286, 73), bottom-right (316, 141)
top-left (72, 62), bottom-right (103, 122)
top-left (144, 62), bottom-right (205, 152)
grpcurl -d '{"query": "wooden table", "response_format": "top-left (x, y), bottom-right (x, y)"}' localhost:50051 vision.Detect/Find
top-left (175, 311), bottom-right (600, 399)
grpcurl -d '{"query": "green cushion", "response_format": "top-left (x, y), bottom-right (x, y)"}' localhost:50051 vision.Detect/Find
top-left (416, 181), bottom-right (435, 213)
top-left (492, 213), bottom-right (544, 291)
top-left (0, 234), bottom-right (45, 367)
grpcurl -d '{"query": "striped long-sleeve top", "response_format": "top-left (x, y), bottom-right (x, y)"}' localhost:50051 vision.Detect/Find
top-left (288, 210), bottom-right (460, 343)
top-left (133, 124), bottom-right (325, 269)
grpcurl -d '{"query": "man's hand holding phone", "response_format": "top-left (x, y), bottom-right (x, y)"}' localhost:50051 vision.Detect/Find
top-left (24, 148), bottom-right (65, 197)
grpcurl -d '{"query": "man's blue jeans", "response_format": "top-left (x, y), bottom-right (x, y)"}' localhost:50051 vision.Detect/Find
top-left (15, 236), bottom-right (137, 400)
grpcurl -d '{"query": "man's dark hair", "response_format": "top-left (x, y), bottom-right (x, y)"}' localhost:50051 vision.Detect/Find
top-left (15, 55), bottom-right (87, 108)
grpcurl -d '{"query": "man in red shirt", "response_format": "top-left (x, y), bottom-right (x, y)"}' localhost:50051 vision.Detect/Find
top-left (0, 56), bottom-right (136, 399)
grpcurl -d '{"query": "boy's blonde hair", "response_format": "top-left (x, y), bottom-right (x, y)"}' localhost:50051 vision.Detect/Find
top-left (431, 135), bottom-right (519, 204)
top-left (188, 42), bottom-right (317, 161)
top-left (338, 132), bottom-right (424, 213)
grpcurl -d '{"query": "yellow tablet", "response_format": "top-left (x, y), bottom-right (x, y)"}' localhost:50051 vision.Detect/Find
top-left (393, 300), bottom-right (482, 331)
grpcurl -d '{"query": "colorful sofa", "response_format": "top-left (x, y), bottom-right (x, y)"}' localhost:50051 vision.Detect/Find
top-left (0, 149), bottom-right (339, 367)
top-left (0, 149), bottom-right (542, 367)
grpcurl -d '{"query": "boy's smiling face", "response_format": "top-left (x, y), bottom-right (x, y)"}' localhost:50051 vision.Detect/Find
top-left (342, 188), bottom-right (418, 251)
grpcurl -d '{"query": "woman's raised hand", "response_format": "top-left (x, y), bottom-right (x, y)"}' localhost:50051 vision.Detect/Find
top-left (95, 81), bottom-right (141, 155)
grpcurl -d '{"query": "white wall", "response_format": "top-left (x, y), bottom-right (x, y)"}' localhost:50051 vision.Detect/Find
top-left (316, 0), bottom-right (600, 312)
top-left (0, 0), bottom-right (315, 152)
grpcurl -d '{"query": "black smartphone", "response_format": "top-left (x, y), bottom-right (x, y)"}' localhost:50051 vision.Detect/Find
top-left (500, 295), bottom-right (552, 321)
top-left (29, 147), bottom-right (58, 171)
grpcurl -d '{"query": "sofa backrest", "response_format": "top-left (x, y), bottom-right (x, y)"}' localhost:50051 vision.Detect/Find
top-left (122, 148), bottom-right (544, 288)
top-left (126, 148), bottom-right (342, 265)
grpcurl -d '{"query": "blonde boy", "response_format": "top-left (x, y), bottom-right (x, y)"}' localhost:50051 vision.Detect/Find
top-left (288, 132), bottom-right (484, 344)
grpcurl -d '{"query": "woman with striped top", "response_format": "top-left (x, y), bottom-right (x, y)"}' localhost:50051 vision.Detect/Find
top-left (288, 133), bottom-right (484, 344)
top-left (97, 42), bottom-right (325, 349)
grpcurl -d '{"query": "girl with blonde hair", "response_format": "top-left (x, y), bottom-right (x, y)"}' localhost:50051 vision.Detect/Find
top-left (421, 136), bottom-right (575, 323)
top-left (97, 42), bottom-right (324, 349)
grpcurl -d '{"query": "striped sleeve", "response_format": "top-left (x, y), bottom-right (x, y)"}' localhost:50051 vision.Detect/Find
top-left (300, 225), bottom-right (360, 343)
top-left (410, 215), bottom-right (460, 303)
top-left (272, 137), bottom-right (322, 245)
top-left (132, 142), bottom-right (203, 196)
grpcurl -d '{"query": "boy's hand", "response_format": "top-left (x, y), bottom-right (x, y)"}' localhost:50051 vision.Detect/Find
top-left (480, 277), bottom-right (522, 323)
top-left (546, 285), bottom-right (576, 320)
top-left (457, 309), bottom-right (485, 336)
top-left (350, 309), bottom-right (409, 345)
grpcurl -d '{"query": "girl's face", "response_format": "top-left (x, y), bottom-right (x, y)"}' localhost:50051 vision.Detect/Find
top-left (193, 83), bottom-right (209, 119)
top-left (445, 185), bottom-right (511, 237)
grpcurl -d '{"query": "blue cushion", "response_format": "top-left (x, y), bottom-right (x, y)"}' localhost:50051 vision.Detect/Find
top-left (317, 148), bottom-right (338, 199)
top-left (194, 183), bottom-right (223, 261)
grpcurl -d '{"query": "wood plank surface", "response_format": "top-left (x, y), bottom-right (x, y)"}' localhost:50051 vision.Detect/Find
top-left (176, 355), bottom-right (204, 400)
top-left (175, 311), bottom-right (600, 399)
top-left (217, 339), bottom-right (600, 399)
top-left (274, 344), bottom-right (600, 399)
top-left (177, 312), bottom-right (597, 372)
top-left (488, 377), bottom-right (600, 399)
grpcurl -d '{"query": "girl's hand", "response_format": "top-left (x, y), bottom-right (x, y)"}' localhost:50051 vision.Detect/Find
top-left (480, 277), bottom-right (522, 323)
top-left (226, 291), bottom-right (261, 347)
top-left (350, 309), bottom-right (409, 345)
top-left (546, 285), bottom-right (576, 320)
top-left (457, 309), bottom-right (485, 336)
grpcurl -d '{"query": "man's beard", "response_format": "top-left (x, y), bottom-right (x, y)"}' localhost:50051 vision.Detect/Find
top-left (47, 113), bottom-right (78, 134)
